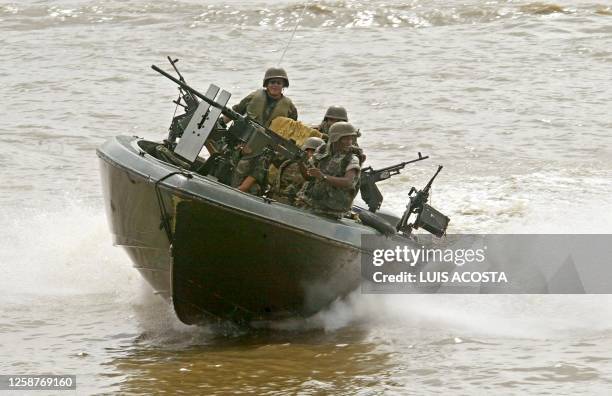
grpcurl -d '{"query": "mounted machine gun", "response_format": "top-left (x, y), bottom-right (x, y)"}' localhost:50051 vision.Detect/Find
top-left (163, 57), bottom-right (200, 148)
top-left (152, 60), bottom-right (304, 183)
top-left (397, 165), bottom-right (450, 237)
top-left (360, 152), bottom-right (428, 212)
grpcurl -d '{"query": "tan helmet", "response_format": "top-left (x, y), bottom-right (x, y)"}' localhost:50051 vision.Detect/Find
top-left (263, 67), bottom-right (289, 87)
top-left (328, 122), bottom-right (358, 143)
top-left (302, 137), bottom-right (325, 151)
top-left (324, 106), bottom-right (348, 121)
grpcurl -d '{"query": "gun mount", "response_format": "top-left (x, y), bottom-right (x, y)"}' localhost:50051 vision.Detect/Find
top-left (397, 165), bottom-right (450, 237)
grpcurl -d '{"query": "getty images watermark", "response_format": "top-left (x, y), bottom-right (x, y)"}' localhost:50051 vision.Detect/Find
top-left (361, 234), bottom-right (612, 294)
top-left (370, 244), bottom-right (506, 284)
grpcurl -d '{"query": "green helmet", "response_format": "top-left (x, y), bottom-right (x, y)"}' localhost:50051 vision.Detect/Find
top-left (263, 67), bottom-right (289, 87)
top-left (324, 106), bottom-right (348, 121)
top-left (328, 122), bottom-right (357, 143)
top-left (302, 137), bottom-right (325, 151)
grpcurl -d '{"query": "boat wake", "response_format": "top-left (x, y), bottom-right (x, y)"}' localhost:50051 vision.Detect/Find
top-left (259, 203), bottom-right (612, 339)
top-left (298, 292), bottom-right (612, 339)
top-left (3, 196), bottom-right (611, 344)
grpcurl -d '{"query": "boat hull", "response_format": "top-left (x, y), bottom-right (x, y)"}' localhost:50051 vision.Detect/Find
top-left (172, 200), bottom-right (360, 323)
top-left (97, 136), bottom-right (377, 324)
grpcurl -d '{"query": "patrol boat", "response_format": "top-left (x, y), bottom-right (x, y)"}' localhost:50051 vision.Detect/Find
top-left (97, 59), bottom-right (450, 325)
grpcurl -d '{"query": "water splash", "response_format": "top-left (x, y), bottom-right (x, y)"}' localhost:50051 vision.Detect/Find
top-left (0, 199), bottom-right (137, 297)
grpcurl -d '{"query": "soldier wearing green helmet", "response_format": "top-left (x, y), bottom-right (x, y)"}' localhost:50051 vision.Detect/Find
top-left (313, 105), bottom-right (365, 164)
top-left (299, 122), bottom-right (362, 218)
top-left (230, 67), bottom-right (298, 128)
top-left (314, 105), bottom-right (348, 136)
top-left (269, 137), bottom-right (325, 205)
top-left (228, 67), bottom-right (298, 194)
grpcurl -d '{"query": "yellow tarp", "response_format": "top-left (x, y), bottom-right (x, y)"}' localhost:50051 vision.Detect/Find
top-left (267, 117), bottom-right (323, 183)
top-left (269, 117), bottom-right (323, 146)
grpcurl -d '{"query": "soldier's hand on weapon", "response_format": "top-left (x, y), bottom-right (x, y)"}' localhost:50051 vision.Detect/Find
top-left (307, 167), bottom-right (324, 180)
top-left (350, 146), bottom-right (366, 164)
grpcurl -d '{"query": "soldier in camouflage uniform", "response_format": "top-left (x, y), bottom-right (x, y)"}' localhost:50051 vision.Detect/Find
top-left (314, 105), bottom-right (349, 136)
top-left (230, 147), bottom-right (273, 196)
top-left (300, 122), bottom-right (362, 218)
top-left (230, 67), bottom-right (298, 128)
top-left (314, 106), bottom-right (366, 164)
top-left (228, 68), bottom-right (298, 194)
top-left (269, 137), bottom-right (325, 205)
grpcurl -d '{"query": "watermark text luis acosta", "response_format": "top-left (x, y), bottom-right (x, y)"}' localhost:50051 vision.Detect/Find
top-left (372, 270), bottom-right (508, 284)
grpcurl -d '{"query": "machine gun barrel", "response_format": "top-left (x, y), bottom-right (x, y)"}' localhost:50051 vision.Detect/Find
top-left (152, 65), bottom-right (241, 121)
top-left (166, 57), bottom-right (197, 107)
top-left (362, 152), bottom-right (428, 182)
top-left (373, 152), bottom-right (429, 174)
top-left (422, 165), bottom-right (443, 194)
top-left (406, 165), bottom-right (443, 212)
top-left (167, 57), bottom-right (186, 82)
top-left (360, 153), bottom-right (429, 212)
top-left (152, 64), bottom-right (304, 160)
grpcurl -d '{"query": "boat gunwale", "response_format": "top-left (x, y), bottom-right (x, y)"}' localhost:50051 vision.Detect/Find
top-left (96, 135), bottom-right (397, 252)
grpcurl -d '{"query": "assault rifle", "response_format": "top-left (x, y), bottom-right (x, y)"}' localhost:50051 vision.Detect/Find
top-left (360, 152), bottom-right (429, 212)
top-left (152, 64), bottom-right (304, 163)
top-left (397, 165), bottom-right (450, 237)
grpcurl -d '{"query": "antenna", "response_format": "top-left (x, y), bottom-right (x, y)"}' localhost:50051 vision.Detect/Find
top-left (278, 2), bottom-right (309, 66)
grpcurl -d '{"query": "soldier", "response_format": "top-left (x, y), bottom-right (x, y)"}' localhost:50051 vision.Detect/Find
top-left (314, 105), bottom-right (366, 164)
top-left (314, 105), bottom-right (348, 135)
top-left (300, 122), bottom-right (362, 218)
top-left (230, 147), bottom-right (272, 196)
top-left (227, 68), bottom-right (298, 195)
top-left (269, 137), bottom-right (325, 205)
top-left (229, 67), bottom-right (298, 128)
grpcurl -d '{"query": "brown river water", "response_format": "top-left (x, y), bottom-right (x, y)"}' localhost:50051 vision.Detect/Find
top-left (1, 0), bottom-right (612, 394)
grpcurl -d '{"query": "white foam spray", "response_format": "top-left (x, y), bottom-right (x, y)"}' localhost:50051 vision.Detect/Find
top-left (285, 171), bottom-right (612, 339)
top-left (5, 187), bottom-right (610, 342)
top-left (0, 199), bottom-right (139, 299)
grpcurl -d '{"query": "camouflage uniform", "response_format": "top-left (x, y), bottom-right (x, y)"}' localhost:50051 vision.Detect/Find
top-left (314, 119), bottom-right (334, 135)
top-left (232, 90), bottom-right (298, 128)
top-left (271, 137), bottom-right (324, 205)
top-left (229, 68), bottom-right (295, 193)
top-left (301, 145), bottom-right (361, 218)
top-left (230, 151), bottom-right (271, 196)
top-left (269, 160), bottom-right (305, 205)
